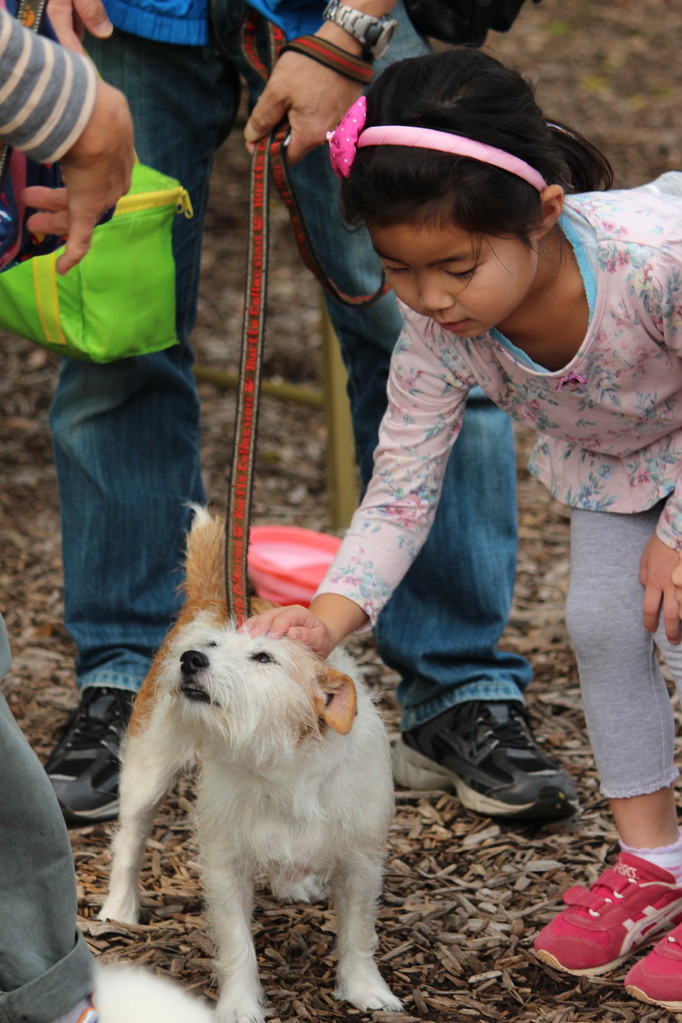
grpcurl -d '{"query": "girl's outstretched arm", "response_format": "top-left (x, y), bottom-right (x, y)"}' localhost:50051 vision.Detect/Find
top-left (243, 593), bottom-right (368, 659)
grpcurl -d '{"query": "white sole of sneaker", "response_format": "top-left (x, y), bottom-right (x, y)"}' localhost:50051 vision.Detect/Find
top-left (534, 947), bottom-right (631, 977)
top-left (391, 738), bottom-right (578, 819)
top-left (625, 983), bottom-right (682, 1011)
top-left (391, 738), bottom-right (455, 790)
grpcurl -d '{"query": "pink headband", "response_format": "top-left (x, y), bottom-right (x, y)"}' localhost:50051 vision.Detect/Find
top-left (327, 95), bottom-right (548, 191)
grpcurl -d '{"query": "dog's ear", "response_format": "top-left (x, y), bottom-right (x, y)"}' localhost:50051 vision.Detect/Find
top-left (314, 666), bottom-right (357, 735)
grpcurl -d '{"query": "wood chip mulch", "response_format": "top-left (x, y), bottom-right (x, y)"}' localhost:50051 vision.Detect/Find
top-left (2, 2), bottom-right (682, 1020)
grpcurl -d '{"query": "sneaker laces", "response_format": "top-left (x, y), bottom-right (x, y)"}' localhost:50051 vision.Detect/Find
top-left (564, 869), bottom-right (638, 919)
top-left (658, 927), bottom-right (682, 961)
top-left (463, 700), bottom-right (537, 752)
top-left (57, 687), bottom-right (135, 752)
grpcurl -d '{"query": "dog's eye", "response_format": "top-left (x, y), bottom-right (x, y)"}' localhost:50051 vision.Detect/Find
top-left (250, 651), bottom-right (276, 664)
top-left (207, 641), bottom-right (218, 648)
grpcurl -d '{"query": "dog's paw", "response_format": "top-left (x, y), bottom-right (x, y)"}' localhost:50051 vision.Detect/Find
top-left (214, 1000), bottom-right (266, 1023)
top-left (335, 967), bottom-right (403, 1012)
top-left (270, 872), bottom-right (324, 904)
top-left (98, 896), bottom-right (140, 926)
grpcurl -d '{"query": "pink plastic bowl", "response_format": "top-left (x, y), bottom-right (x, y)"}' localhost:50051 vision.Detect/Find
top-left (247, 525), bottom-right (342, 606)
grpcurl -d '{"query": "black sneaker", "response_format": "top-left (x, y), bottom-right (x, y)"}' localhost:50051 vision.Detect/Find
top-left (44, 686), bottom-right (135, 825)
top-left (392, 699), bottom-right (578, 821)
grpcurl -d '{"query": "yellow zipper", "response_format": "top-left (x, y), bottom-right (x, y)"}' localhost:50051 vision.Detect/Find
top-left (114, 187), bottom-right (194, 219)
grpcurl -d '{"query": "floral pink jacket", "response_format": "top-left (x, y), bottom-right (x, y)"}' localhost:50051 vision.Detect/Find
top-left (317, 182), bottom-right (682, 623)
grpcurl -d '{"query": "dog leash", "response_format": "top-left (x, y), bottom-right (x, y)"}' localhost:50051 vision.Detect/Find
top-left (224, 123), bottom-right (271, 626)
top-left (225, 14), bottom-right (388, 624)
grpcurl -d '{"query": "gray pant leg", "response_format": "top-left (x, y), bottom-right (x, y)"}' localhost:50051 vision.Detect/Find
top-left (566, 505), bottom-right (682, 799)
top-left (0, 614), bottom-right (93, 1023)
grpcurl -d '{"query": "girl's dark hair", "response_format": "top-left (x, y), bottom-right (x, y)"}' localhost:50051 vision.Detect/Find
top-left (340, 48), bottom-right (613, 239)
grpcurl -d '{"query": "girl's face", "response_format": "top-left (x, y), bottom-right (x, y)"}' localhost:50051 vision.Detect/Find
top-left (369, 218), bottom-right (546, 338)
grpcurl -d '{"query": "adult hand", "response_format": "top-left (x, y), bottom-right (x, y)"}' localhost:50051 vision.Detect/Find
top-left (243, 49), bottom-right (362, 165)
top-left (47, 0), bottom-right (112, 54)
top-left (23, 77), bottom-right (134, 274)
top-left (640, 533), bottom-right (681, 644)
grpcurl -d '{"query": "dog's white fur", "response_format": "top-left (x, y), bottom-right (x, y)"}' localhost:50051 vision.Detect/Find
top-left (99, 507), bottom-right (401, 1023)
top-left (96, 964), bottom-right (213, 1023)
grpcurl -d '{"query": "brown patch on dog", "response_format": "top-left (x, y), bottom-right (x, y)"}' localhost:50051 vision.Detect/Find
top-left (182, 508), bottom-right (276, 613)
top-left (182, 508), bottom-right (226, 605)
top-left (314, 666), bottom-right (357, 735)
top-left (129, 509), bottom-right (277, 736)
top-left (249, 596), bottom-right (276, 616)
top-left (129, 599), bottom-right (228, 734)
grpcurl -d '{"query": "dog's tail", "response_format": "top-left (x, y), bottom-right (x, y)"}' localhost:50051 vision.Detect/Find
top-left (95, 963), bottom-right (213, 1023)
top-left (182, 505), bottom-right (226, 605)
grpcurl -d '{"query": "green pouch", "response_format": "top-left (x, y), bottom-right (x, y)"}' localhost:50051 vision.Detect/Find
top-left (0, 161), bottom-right (192, 362)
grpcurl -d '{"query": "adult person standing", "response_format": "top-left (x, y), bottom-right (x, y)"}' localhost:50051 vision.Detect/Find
top-left (0, 11), bottom-right (134, 1020)
top-left (43, 0), bottom-right (577, 825)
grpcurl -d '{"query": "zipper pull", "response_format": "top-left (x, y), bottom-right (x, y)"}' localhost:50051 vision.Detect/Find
top-left (176, 188), bottom-right (194, 219)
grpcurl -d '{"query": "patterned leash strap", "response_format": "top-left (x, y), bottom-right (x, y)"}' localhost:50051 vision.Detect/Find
top-left (226, 13), bottom-right (387, 621)
top-left (225, 124), bottom-right (272, 625)
top-left (0, 0), bottom-right (49, 185)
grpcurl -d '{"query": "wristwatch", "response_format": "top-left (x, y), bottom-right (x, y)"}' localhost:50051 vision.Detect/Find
top-left (322, 0), bottom-right (398, 61)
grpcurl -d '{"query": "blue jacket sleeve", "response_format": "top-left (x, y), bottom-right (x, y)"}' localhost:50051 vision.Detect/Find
top-left (246, 0), bottom-right (325, 40)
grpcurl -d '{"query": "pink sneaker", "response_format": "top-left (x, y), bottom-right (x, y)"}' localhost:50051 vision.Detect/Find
top-left (624, 918), bottom-right (682, 1010)
top-left (534, 853), bottom-right (682, 976)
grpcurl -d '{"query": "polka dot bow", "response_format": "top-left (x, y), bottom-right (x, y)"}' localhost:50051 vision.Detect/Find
top-left (327, 95), bottom-right (367, 179)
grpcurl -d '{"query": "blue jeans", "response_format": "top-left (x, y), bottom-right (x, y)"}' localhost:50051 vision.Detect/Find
top-left (50, 25), bottom-right (241, 691)
top-left (49, 0), bottom-right (531, 728)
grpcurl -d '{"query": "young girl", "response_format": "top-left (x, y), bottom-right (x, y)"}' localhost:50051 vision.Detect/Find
top-left (246, 48), bottom-right (682, 1008)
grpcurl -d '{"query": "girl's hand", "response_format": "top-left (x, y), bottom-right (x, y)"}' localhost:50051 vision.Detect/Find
top-left (243, 594), bottom-right (368, 660)
top-left (243, 605), bottom-right (335, 659)
top-left (640, 534), bottom-right (681, 644)
top-left (672, 553), bottom-right (682, 614)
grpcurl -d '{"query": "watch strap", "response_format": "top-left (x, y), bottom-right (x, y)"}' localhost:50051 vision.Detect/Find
top-left (323, 0), bottom-right (396, 59)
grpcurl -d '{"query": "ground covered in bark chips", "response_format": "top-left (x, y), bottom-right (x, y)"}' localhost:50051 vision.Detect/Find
top-left (2, 2), bottom-right (682, 1020)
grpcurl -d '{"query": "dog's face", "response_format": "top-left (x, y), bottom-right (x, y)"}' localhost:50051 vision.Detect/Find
top-left (157, 606), bottom-right (356, 769)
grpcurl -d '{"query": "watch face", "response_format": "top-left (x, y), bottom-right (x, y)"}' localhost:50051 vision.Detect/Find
top-left (365, 18), bottom-right (396, 58)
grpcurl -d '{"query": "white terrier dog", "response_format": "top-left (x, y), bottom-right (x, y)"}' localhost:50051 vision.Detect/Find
top-left (99, 507), bottom-right (401, 1023)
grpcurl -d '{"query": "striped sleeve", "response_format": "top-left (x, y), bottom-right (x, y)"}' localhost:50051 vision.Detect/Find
top-left (0, 7), bottom-right (97, 163)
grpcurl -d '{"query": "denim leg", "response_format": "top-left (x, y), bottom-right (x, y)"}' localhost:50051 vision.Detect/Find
top-left (289, 4), bottom-right (532, 731)
top-left (378, 396), bottom-right (532, 728)
top-left (0, 618), bottom-right (93, 1023)
top-left (49, 31), bottom-right (241, 693)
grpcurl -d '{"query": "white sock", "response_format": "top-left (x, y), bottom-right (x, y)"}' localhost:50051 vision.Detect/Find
top-left (621, 830), bottom-right (682, 881)
top-left (49, 998), bottom-right (97, 1023)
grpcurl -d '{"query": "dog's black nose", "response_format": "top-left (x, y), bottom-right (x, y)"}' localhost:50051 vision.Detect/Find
top-left (180, 649), bottom-right (210, 677)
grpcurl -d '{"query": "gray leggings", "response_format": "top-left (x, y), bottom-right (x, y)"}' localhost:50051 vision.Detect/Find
top-left (566, 504), bottom-right (682, 799)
